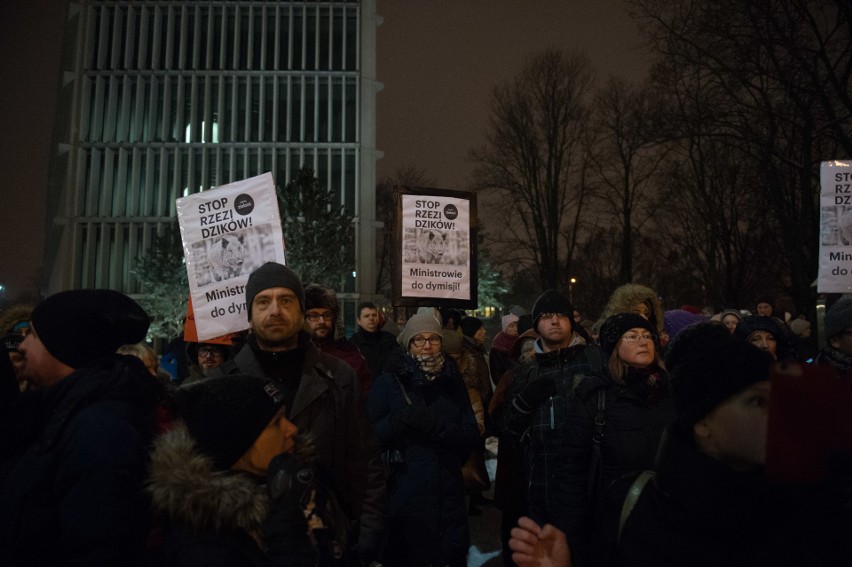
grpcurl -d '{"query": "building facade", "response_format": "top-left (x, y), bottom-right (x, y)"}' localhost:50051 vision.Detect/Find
top-left (45, 0), bottom-right (381, 301)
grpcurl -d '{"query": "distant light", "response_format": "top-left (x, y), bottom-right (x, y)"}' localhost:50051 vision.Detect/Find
top-left (352, 271), bottom-right (357, 278)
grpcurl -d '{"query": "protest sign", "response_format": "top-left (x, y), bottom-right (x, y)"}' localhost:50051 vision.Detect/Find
top-left (176, 172), bottom-right (285, 340)
top-left (393, 187), bottom-right (478, 309)
top-left (818, 160), bottom-right (852, 293)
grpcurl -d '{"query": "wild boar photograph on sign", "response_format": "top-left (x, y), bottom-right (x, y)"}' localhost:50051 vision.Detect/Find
top-left (819, 160), bottom-right (852, 293)
top-left (176, 172), bottom-right (286, 340)
top-left (393, 187), bottom-right (478, 309)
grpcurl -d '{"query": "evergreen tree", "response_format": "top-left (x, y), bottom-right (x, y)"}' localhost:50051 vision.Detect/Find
top-left (131, 223), bottom-right (188, 340)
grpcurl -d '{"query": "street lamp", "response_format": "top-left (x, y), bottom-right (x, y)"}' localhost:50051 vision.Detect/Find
top-left (568, 277), bottom-right (576, 303)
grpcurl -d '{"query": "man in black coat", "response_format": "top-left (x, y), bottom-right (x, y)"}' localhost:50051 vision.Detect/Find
top-left (216, 262), bottom-right (386, 563)
top-left (0, 290), bottom-right (159, 567)
top-left (350, 301), bottom-right (404, 380)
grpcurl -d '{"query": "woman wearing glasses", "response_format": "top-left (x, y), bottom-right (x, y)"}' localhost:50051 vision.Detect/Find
top-left (367, 310), bottom-right (480, 567)
top-left (557, 312), bottom-right (673, 566)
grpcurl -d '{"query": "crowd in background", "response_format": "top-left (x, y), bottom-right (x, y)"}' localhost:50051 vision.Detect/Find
top-left (1, 272), bottom-right (850, 567)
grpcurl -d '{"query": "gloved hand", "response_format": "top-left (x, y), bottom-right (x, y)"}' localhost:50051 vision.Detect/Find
top-left (513, 378), bottom-right (557, 414)
top-left (398, 403), bottom-right (443, 437)
top-left (267, 452), bottom-right (315, 508)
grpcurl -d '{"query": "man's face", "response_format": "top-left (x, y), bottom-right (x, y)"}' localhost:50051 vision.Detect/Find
top-left (536, 312), bottom-right (572, 351)
top-left (830, 326), bottom-right (852, 356)
top-left (694, 381), bottom-right (770, 471)
top-left (197, 345), bottom-right (226, 371)
top-left (250, 287), bottom-right (304, 351)
top-left (305, 308), bottom-right (335, 342)
top-left (756, 302), bottom-right (773, 317)
top-left (17, 326), bottom-right (73, 389)
top-left (358, 308), bottom-right (380, 333)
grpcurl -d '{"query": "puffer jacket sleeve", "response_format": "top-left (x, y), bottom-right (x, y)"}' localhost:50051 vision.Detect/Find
top-left (435, 373), bottom-right (480, 463)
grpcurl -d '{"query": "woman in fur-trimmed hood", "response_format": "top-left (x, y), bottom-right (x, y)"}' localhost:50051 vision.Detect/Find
top-left (600, 283), bottom-right (665, 335)
top-left (147, 374), bottom-right (336, 567)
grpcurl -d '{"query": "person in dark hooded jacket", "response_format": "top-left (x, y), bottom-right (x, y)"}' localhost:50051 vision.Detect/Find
top-left (0, 290), bottom-right (159, 567)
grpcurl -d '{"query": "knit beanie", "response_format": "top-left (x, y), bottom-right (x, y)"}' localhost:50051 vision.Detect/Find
top-left (719, 309), bottom-right (742, 323)
top-left (460, 316), bottom-right (484, 338)
top-left (501, 314), bottom-right (519, 333)
top-left (245, 263), bottom-right (305, 320)
top-left (30, 289), bottom-right (150, 369)
top-left (755, 294), bottom-right (776, 314)
top-left (176, 374), bottom-right (286, 470)
top-left (825, 295), bottom-right (852, 340)
top-left (663, 309), bottom-right (705, 341)
top-left (397, 310), bottom-right (442, 348)
top-left (441, 329), bottom-right (463, 354)
top-left (666, 322), bottom-right (772, 438)
top-left (599, 312), bottom-right (657, 358)
top-left (532, 289), bottom-right (574, 333)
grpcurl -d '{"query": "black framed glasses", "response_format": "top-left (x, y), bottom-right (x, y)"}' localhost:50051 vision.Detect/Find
top-left (411, 335), bottom-right (442, 347)
top-left (306, 311), bottom-right (334, 322)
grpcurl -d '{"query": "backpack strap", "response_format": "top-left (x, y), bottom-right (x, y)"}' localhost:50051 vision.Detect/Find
top-left (587, 388), bottom-right (607, 500)
top-left (618, 470), bottom-right (655, 545)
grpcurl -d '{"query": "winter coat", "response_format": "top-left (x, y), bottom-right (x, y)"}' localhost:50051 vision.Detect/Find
top-left (367, 355), bottom-right (480, 567)
top-left (489, 331), bottom-right (516, 388)
top-left (462, 336), bottom-right (493, 407)
top-left (316, 338), bottom-right (373, 395)
top-left (350, 328), bottom-right (404, 380)
top-left (0, 355), bottom-right (159, 567)
top-left (558, 365), bottom-right (673, 566)
top-left (598, 428), bottom-right (850, 567)
top-left (147, 424), bottom-right (278, 567)
top-left (218, 336), bottom-right (386, 557)
top-left (501, 338), bottom-right (596, 527)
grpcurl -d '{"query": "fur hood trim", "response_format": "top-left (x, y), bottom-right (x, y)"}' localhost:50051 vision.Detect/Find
top-left (601, 283), bottom-right (665, 334)
top-left (147, 422), bottom-right (268, 534)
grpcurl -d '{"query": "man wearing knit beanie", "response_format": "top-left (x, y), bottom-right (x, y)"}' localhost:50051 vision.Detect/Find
top-left (0, 289), bottom-right (159, 565)
top-left (815, 294), bottom-right (852, 373)
top-left (502, 289), bottom-right (598, 530)
top-left (216, 262), bottom-right (385, 562)
top-left (304, 283), bottom-right (372, 394)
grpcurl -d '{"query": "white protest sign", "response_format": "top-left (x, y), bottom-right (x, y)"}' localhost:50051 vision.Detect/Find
top-left (176, 172), bottom-right (285, 340)
top-left (818, 160), bottom-right (852, 293)
top-left (400, 194), bottom-right (472, 300)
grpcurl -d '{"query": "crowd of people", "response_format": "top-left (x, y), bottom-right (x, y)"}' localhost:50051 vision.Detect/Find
top-left (1, 268), bottom-right (850, 566)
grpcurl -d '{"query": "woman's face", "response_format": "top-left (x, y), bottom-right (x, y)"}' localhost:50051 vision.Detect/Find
top-left (233, 408), bottom-right (298, 475)
top-left (722, 314), bottom-right (739, 334)
top-left (474, 326), bottom-right (486, 344)
top-left (506, 321), bottom-right (519, 337)
top-left (617, 327), bottom-right (656, 368)
top-left (408, 332), bottom-right (442, 356)
top-left (748, 330), bottom-right (777, 359)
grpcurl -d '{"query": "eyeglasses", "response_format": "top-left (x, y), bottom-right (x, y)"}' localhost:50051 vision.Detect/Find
top-left (306, 311), bottom-right (334, 322)
top-left (620, 333), bottom-right (656, 344)
top-left (198, 348), bottom-right (224, 359)
top-left (411, 335), bottom-right (442, 347)
top-left (538, 312), bottom-right (569, 321)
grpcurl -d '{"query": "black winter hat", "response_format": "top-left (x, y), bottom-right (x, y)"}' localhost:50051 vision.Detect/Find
top-left (176, 374), bottom-right (287, 470)
top-left (460, 316), bottom-right (484, 338)
top-left (30, 289), bottom-right (149, 369)
top-left (599, 312), bottom-right (657, 357)
top-left (245, 262), bottom-right (305, 320)
top-left (825, 295), bottom-right (852, 340)
top-left (532, 289), bottom-right (574, 333)
top-left (666, 322), bottom-right (772, 438)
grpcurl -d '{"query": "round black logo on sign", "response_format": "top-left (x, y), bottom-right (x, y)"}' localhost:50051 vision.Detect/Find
top-left (443, 204), bottom-right (458, 220)
top-left (234, 194), bottom-right (254, 216)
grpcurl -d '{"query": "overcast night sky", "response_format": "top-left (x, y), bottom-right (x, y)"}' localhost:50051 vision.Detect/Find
top-left (0, 0), bottom-right (649, 300)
